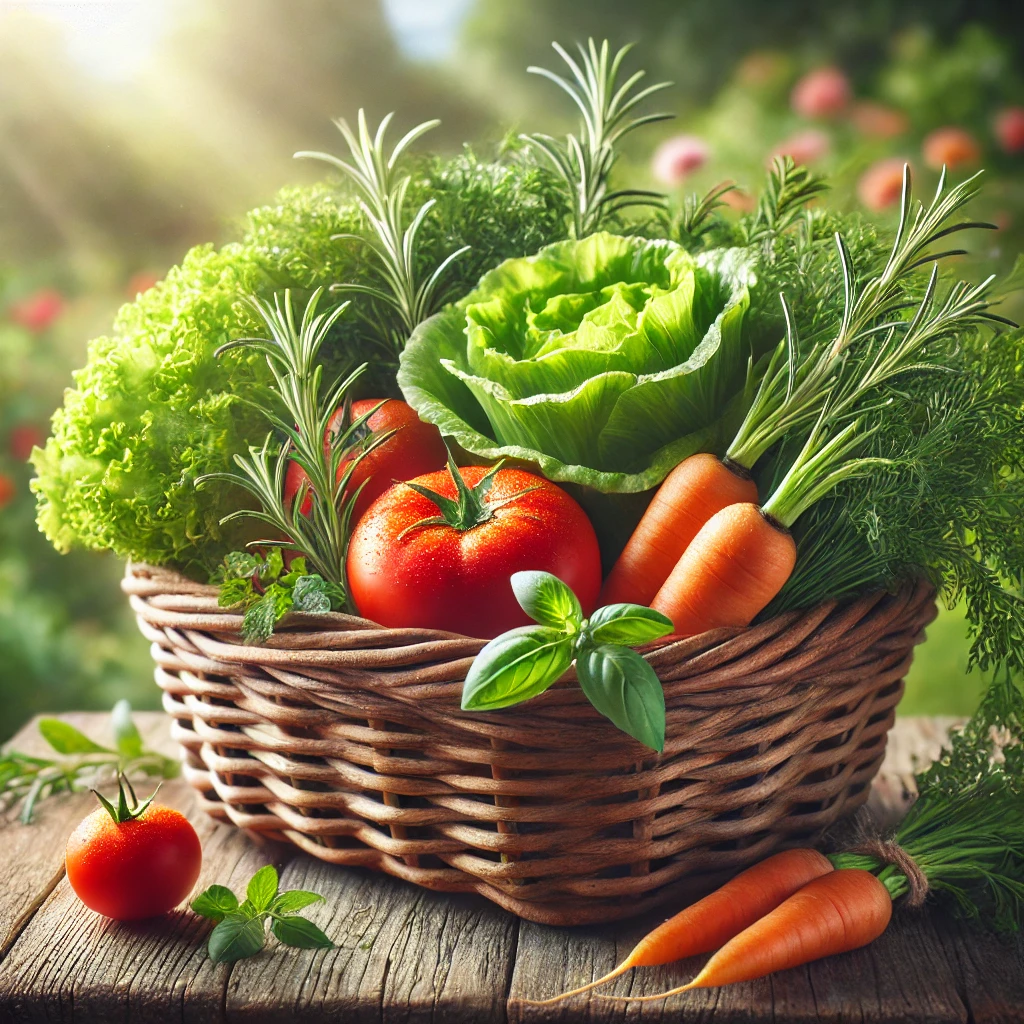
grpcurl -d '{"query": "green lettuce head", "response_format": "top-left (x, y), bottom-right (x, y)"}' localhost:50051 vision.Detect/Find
top-left (398, 232), bottom-right (755, 497)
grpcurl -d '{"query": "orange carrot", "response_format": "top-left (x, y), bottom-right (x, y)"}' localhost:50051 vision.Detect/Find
top-left (608, 870), bottom-right (892, 1002)
top-left (651, 501), bottom-right (796, 636)
top-left (600, 455), bottom-right (759, 608)
top-left (526, 848), bottom-right (832, 1006)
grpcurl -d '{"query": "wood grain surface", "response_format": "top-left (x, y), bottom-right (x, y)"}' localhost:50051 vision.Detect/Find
top-left (1, 713), bottom-right (1021, 1023)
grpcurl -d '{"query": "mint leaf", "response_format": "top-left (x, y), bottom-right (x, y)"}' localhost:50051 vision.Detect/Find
top-left (246, 865), bottom-right (279, 912)
top-left (271, 915), bottom-right (334, 950)
top-left (208, 914), bottom-right (266, 963)
top-left (462, 626), bottom-right (574, 711)
top-left (292, 575), bottom-right (332, 614)
top-left (576, 644), bottom-right (666, 752)
top-left (263, 548), bottom-right (285, 581)
top-left (271, 890), bottom-right (325, 915)
top-left (587, 604), bottom-right (674, 646)
top-left (218, 575), bottom-right (255, 609)
top-left (110, 699), bottom-right (143, 759)
top-left (511, 571), bottom-right (582, 631)
top-left (192, 885), bottom-right (239, 923)
top-left (242, 585), bottom-right (294, 643)
top-left (221, 551), bottom-right (263, 580)
top-left (38, 719), bottom-right (113, 756)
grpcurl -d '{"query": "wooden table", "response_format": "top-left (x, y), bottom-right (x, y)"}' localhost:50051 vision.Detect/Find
top-left (1, 713), bottom-right (1022, 1023)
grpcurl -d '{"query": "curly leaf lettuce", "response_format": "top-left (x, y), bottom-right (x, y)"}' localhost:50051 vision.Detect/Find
top-left (398, 232), bottom-right (754, 493)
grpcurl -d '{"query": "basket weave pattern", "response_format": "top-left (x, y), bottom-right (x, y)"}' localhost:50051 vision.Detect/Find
top-left (125, 562), bottom-right (936, 926)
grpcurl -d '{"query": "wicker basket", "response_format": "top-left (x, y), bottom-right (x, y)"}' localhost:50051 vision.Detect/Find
top-left (125, 561), bottom-right (936, 926)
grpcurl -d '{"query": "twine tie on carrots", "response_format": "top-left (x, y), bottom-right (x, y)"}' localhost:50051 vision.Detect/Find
top-left (851, 838), bottom-right (929, 907)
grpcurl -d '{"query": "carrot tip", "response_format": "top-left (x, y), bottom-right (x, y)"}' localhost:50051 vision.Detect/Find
top-left (596, 981), bottom-right (698, 1003)
top-left (519, 964), bottom-right (633, 1006)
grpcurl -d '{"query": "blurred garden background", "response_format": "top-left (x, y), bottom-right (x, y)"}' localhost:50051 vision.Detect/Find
top-left (1, 0), bottom-right (1022, 739)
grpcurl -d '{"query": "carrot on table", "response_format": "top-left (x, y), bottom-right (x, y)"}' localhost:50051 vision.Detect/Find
top-left (526, 848), bottom-right (833, 1006)
top-left (605, 869), bottom-right (892, 1001)
top-left (600, 453), bottom-right (758, 608)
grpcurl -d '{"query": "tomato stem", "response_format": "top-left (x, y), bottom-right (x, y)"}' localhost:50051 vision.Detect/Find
top-left (92, 771), bottom-right (161, 824)
top-left (397, 450), bottom-right (540, 539)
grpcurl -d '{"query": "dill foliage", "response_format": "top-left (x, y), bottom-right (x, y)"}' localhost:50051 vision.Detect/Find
top-left (833, 671), bottom-right (1024, 931)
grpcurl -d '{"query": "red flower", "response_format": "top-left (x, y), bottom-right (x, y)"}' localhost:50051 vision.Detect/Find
top-left (652, 135), bottom-right (709, 186)
top-left (8, 289), bottom-right (65, 333)
top-left (858, 158), bottom-right (909, 211)
top-left (126, 271), bottom-right (161, 298)
top-left (9, 424), bottom-right (44, 462)
top-left (791, 67), bottom-right (851, 119)
top-left (851, 101), bottom-right (908, 139)
top-left (0, 474), bottom-right (15, 509)
top-left (770, 129), bottom-right (830, 166)
top-left (922, 127), bottom-right (981, 171)
top-left (993, 108), bottom-right (1024, 154)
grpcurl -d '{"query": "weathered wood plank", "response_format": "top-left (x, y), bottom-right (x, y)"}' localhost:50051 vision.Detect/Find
top-left (0, 713), bottom-right (173, 962)
top-left (0, 768), bottom-right (279, 1022)
top-left (226, 858), bottom-right (517, 1024)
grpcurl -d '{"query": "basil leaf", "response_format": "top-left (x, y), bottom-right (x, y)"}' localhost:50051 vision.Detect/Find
top-left (587, 604), bottom-right (674, 646)
top-left (38, 719), bottom-right (113, 756)
top-left (191, 885), bottom-right (239, 923)
top-left (271, 890), bottom-right (325, 915)
top-left (462, 626), bottom-right (574, 711)
top-left (576, 644), bottom-right (666, 752)
top-left (208, 914), bottom-right (266, 963)
top-left (110, 699), bottom-right (143, 759)
top-left (511, 571), bottom-right (583, 631)
top-left (271, 915), bottom-right (334, 950)
top-left (263, 548), bottom-right (285, 581)
top-left (246, 865), bottom-right (279, 912)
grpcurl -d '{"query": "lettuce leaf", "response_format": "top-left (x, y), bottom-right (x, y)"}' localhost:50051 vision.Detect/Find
top-left (398, 232), bottom-right (755, 493)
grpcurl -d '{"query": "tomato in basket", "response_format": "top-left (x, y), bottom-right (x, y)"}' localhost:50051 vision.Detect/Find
top-left (347, 459), bottom-right (602, 638)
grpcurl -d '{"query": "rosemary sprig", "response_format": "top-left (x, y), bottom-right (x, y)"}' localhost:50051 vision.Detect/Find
top-left (297, 112), bottom-right (469, 356)
top-left (0, 702), bottom-right (178, 824)
top-left (741, 156), bottom-right (829, 248)
top-left (523, 39), bottom-right (672, 238)
top-left (727, 166), bottom-right (999, 471)
top-left (198, 289), bottom-right (385, 595)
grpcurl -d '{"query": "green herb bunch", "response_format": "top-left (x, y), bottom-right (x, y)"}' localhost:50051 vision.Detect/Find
top-left (463, 571), bottom-right (673, 751)
top-left (197, 289), bottom-right (383, 632)
top-left (831, 670), bottom-right (1024, 930)
top-left (1, 701), bottom-right (178, 824)
top-left (192, 864), bottom-right (333, 963)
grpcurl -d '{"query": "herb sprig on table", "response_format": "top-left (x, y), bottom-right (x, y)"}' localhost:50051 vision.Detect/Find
top-left (192, 865), bottom-right (333, 963)
top-left (0, 702), bottom-right (179, 824)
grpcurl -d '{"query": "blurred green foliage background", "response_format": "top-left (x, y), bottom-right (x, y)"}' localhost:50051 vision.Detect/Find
top-left (1, 0), bottom-right (1021, 739)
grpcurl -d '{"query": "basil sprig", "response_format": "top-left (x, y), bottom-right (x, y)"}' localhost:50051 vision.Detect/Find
top-left (461, 571), bottom-right (673, 751)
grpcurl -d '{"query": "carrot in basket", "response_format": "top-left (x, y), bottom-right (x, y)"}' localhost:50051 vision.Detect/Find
top-left (526, 848), bottom-right (833, 1006)
top-left (651, 501), bottom-right (796, 635)
top-left (606, 869), bottom-right (892, 1001)
top-left (600, 454), bottom-right (758, 607)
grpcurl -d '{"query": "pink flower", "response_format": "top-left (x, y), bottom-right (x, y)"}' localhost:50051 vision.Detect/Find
top-left (719, 185), bottom-right (756, 213)
top-left (993, 108), bottom-right (1024, 154)
top-left (922, 127), bottom-right (981, 171)
top-left (858, 158), bottom-right (909, 211)
top-left (791, 67), bottom-right (851, 119)
top-left (8, 289), bottom-right (64, 333)
top-left (652, 135), bottom-right (709, 186)
top-left (851, 102), bottom-right (908, 139)
top-left (770, 129), bottom-right (830, 166)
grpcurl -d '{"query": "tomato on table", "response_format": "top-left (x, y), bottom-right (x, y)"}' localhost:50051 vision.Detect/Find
top-left (65, 775), bottom-right (202, 921)
top-left (283, 398), bottom-right (447, 524)
top-left (347, 457), bottom-right (602, 638)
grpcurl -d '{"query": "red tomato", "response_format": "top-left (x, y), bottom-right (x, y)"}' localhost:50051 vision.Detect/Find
top-left (9, 423), bottom-right (44, 462)
top-left (0, 474), bottom-right (14, 509)
top-left (65, 787), bottom-right (202, 921)
top-left (284, 399), bottom-right (447, 525)
top-left (347, 463), bottom-right (602, 638)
